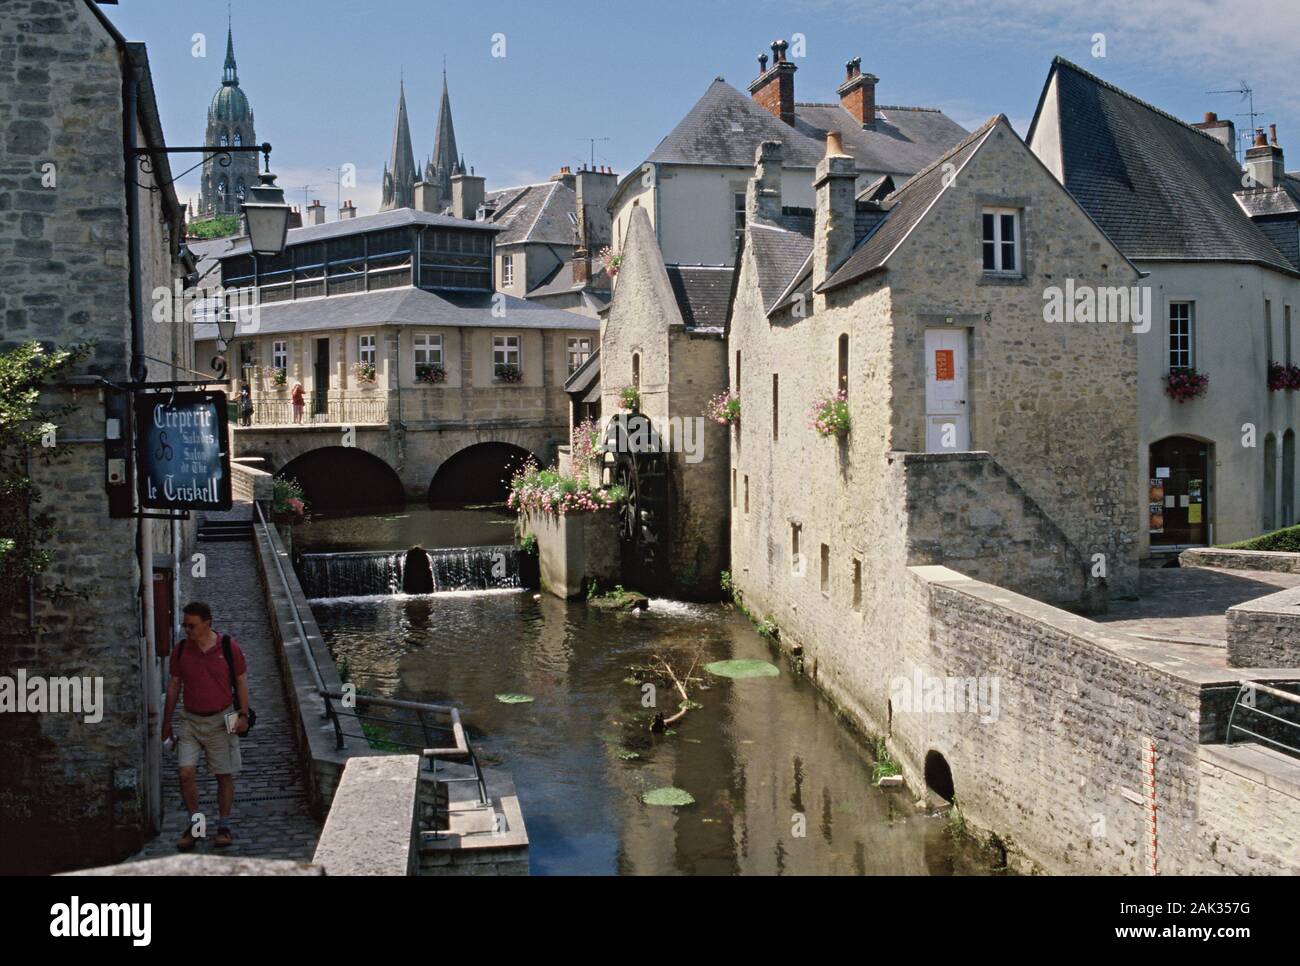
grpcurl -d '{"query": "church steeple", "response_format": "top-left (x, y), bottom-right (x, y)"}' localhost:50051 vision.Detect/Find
top-left (381, 80), bottom-right (418, 211)
top-left (423, 68), bottom-right (464, 208)
top-left (222, 24), bottom-right (238, 86)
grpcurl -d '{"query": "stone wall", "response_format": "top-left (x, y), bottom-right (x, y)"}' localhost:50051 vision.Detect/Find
top-left (1181, 547), bottom-right (1300, 574)
top-left (521, 508), bottom-right (620, 599)
top-left (1226, 584), bottom-right (1300, 668)
top-left (1193, 744), bottom-right (1300, 874)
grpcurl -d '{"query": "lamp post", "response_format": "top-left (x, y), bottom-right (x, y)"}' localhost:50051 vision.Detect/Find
top-left (241, 153), bottom-right (291, 256)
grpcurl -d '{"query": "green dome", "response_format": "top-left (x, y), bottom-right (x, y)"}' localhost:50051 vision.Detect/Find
top-left (209, 83), bottom-right (252, 122)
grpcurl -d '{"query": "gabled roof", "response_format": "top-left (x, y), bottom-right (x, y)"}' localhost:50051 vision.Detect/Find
top-left (193, 285), bottom-right (597, 340)
top-left (818, 117), bottom-right (1000, 293)
top-left (748, 221), bottom-right (813, 313)
top-left (793, 103), bottom-right (969, 178)
top-left (1028, 56), bottom-right (1297, 275)
top-left (665, 265), bottom-right (735, 331)
top-left (564, 348), bottom-right (601, 394)
top-left (527, 258), bottom-right (611, 299)
top-left (224, 207), bottom-right (496, 256)
top-left (485, 181), bottom-right (577, 246)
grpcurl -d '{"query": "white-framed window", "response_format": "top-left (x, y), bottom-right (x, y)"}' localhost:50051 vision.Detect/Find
top-left (272, 340), bottom-right (287, 371)
top-left (414, 332), bottom-right (443, 366)
top-left (359, 334), bottom-right (376, 365)
top-left (567, 336), bottom-right (592, 375)
top-left (501, 254), bottom-right (514, 287)
top-left (733, 191), bottom-right (746, 247)
top-left (1168, 301), bottom-right (1194, 370)
top-left (493, 334), bottom-right (520, 367)
top-left (982, 207), bottom-right (1020, 274)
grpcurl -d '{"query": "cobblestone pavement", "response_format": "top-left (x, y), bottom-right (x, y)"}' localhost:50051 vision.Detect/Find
top-left (1096, 565), bottom-right (1300, 654)
top-left (132, 504), bottom-right (322, 863)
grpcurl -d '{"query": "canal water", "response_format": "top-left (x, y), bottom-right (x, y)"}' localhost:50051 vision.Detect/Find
top-left (296, 507), bottom-right (999, 876)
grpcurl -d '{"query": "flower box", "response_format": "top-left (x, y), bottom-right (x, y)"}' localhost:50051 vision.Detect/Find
top-left (619, 385), bottom-right (641, 411)
top-left (1268, 361), bottom-right (1300, 392)
top-left (1164, 367), bottom-right (1208, 403)
top-left (416, 363), bottom-right (447, 385)
top-left (495, 363), bottom-right (523, 384)
top-left (809, 390), bottom-right (850, 437)
top-left (705, 390), bottom-right (740, 426)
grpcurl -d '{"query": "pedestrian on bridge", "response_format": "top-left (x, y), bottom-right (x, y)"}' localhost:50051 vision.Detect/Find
top-left (291, 380), bottom-right (305, 423)
top-left (162, 601), bottom-right (251, 851)
top-left (238, 382), bottom-right (254, 427)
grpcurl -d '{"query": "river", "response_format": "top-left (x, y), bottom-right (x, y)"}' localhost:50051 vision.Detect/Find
top-left (294, 506), bottom-right (1000, 876)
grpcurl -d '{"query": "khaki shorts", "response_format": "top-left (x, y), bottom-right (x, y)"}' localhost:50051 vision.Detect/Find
top-left (178, 706), bottom-right (242, 776)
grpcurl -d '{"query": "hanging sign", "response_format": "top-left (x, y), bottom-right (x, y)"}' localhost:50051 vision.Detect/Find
top-left (134, 390), bottom-right (232, 511)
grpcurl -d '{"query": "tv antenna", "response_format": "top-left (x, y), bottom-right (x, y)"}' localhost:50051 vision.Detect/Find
top-left (577, 136), bottom-right (610, 169)
top-left (1207, 82), bottom-right (1263, 162)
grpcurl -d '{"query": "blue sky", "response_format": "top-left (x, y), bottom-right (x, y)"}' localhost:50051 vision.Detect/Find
top-left (109, 0), bottom-right (1299, 218)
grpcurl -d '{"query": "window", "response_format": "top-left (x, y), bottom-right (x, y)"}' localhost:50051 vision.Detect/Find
top-left (732, 469), bottom-right (737, 508)
top-left (272, 340), bottom-right (287, 372)
top-left (501, 254), bottom-right (514, 287)
top-left (493, 334), bottom-right (520, 367)
top-left (235, 178), bottom-right (246, 201)
top-left (981, 207), bottom-right (1020, 274)
top-left (852, 558), bottom-right (862, 612)
top-left (772, 373), bottom-right (779, 440)
top-left (735, 350), bottom-right (741, 392)
top-left (233, 131), bottom-right (242, 147)
top-left (567, 336), bottom-right (592, 375)
top-left (1168, 302), bottom-right (1194, 370)
top-left (733, 192), bottom-right (746, 246)
top-left (791, 523), bottom-right (802, 575)
top-left (1287, 305), bottom-right (1294, 366)
top-left (218, 131), bottom-right (229, 147)
top-left (1265, 298), bottom-right (1274, 362)
top-left (820, 544), bottom-right (830, 595)
top-left (359, 334), bottom-right (376, 366)
top-left (838, 334), bottom-right (849, 397)
top-left (631, 352), bottom-right (641, 387)
top-left (414, 333), bottom-right (443, 366)
top-left (217, 176), bottom-right (227, 197)
top-left (743, 474), bottom-right (749, 514)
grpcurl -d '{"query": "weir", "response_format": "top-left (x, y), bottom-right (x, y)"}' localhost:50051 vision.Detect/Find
top-left (298, 545), bottom-right (521, 598)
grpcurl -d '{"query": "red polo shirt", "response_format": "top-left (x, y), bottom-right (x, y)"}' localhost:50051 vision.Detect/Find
top-left (170, 632), bottom-right (247, 714)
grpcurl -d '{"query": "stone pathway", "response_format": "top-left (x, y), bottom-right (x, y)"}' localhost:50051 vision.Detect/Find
top-left (132, 503), bottom-right (322, 863)
top-left (1097, 565), bottom-right (1300, 650)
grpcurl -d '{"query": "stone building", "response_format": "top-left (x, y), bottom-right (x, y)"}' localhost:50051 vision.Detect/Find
top-left (608, 43), bottom-right (968, 267)
top-left (197, 22), bottom-right (258, 218)
top-left (0, 0), bottom-right (194, 872)
top-left (1028, 57), bottom-right (1300, 554)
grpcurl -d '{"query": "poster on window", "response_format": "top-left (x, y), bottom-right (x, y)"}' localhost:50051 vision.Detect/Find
top-left (1148, 479), bottom-right (1165, 504)
top-left (1149, 504), bottom-right (1164, 534)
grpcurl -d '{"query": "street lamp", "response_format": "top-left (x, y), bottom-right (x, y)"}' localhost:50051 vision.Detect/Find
top-left (241, 161), bottom-right (291, 256)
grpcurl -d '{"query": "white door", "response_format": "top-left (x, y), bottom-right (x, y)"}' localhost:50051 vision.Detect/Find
top-left (924, 329), bottom-right (969, 452)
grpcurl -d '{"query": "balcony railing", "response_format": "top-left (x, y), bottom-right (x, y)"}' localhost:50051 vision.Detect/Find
top-left (244, 396), bottom-right (389, 427)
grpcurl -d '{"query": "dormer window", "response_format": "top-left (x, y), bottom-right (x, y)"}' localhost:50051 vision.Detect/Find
top-left (982, 207), bottom-right (1020, 274)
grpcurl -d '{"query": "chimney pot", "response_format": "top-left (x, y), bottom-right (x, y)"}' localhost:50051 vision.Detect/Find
top-left (1270, 123), bottom-right (1278, 145)
top-left (826, 130), bottom-right (847, 157)
top-left (1204, 111), bottom-right (1217, 123)
top-left (758, 53), bottom-right (768, 72)
top-left (749, 40), bottom-right (797, 126)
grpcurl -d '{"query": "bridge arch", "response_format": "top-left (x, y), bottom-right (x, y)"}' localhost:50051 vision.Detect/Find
top-left (427, 441), bottom-right (535, 504)
top-left (280, 446), bottom-right (405, 513)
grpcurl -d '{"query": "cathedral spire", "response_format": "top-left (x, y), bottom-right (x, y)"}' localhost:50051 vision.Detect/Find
top-left (381, 79), bottom-right (418, 211)
top-left (427, 69), bottom-right (461, 202)
top-left (222, 23), bottom-right (238, 86)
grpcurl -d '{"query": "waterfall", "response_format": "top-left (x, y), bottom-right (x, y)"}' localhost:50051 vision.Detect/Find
top-left (298, 545), bottom-right (521, 599)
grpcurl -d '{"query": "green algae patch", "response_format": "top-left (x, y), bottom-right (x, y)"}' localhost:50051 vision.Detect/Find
top-left (705, 659), bottom-right (778, 679)
top-left (643, 787), bottom-right (695, 807)
top-left (495, 693), bottom-right (534, 704)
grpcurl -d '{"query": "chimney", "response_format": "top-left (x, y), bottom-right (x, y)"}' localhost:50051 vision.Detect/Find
top-left (413, 180), bottom-right (440, 212)
top-left (748, 39), bottom-right (797, 126)
top-left (339, 199), bottom-right (357, 220)
top-left (837, 57), bottom-right (879, 129)
top-left (574, 165), bottom-right (617, 251)
top-left (1192, 110), bottom-right (1236, 154)
top-left (451, 171), bottom-right (486, 221)
top-left (573, 248), bottom-right (591, 286)
top-left (287, 206), bottom-right (303, 230)
top-left (306, 199), bottom-right (325, 225)
top-left (1245, 126), bottom-right (1285, 188)
top-left (813, 132), bottom-right (857, 289)
top-left (745, 140), bottom-right (784, 225)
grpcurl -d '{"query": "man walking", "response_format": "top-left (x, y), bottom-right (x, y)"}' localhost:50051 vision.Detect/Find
top-left (161, 601), bottom-right (250, 850)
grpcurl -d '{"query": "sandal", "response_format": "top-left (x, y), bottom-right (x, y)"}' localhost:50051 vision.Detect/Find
top-left (215, 827), bottom-right (234, 848)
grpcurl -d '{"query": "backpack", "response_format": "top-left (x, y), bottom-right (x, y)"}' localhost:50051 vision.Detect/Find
top-left (175, 633), bottom-right (256, 732)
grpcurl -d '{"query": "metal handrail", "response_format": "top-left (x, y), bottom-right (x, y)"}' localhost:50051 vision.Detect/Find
top-left (1225, 680), bottom-right (1300, 758)
top-left (253, 501), bottom-right (329, 703)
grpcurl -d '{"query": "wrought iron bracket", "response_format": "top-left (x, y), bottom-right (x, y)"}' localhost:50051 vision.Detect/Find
top-left (129, 142), bottom-right (272, 191)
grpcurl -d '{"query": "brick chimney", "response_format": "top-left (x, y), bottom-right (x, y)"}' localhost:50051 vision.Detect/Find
top-left (306, 199), bottom-right (325, 225)
top-left (1245, 126), bottom-right (1285, 188)
top-left (573, 248), bottom-right (591, 286)
top-left (837, 57), bottom-right (879, 129)
top-left (451, 171), bottom-right (486, 220)
top-left (339, 199), bottom-right (357, 220)
top-left (813, 131), bottom-right (857, 290)
top-left (1192, 110), bottom-right (1236, 154)
top-left (549, 165), bottom-right (576, 190)
top-left (745, 140), bottom-right (784, 225)
top-left (748, 39), bottom-right (797, 126)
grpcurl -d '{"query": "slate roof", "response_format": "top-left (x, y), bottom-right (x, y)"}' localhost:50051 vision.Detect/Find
top-left (526, 260), bottom-right (612, 308)
top-left (1029, 56), bottom-right (1298, 275)
top-left (1236, 185), bottom-right (1300, 219)
top-left (748, 221), bottom-right (813, 313)
top-left (564, 348), bottom-right (601, 394)
top-left (664, 265), bottom-right (735, 330)
top-left (818, 117), bottom-right (1000, 293)
top-left (193, 285), bottom-right (597, 340)
top-left (794, 103), bottom-right (969, 177)
top-left (224, 207), bottom-right (496, 256)
top-left (485, 180), bottom-right (579, 246)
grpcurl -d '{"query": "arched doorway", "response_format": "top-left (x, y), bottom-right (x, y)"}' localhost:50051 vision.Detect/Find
top-left (1148, 436), bottom-right (1210, 547)
top-left (279, 447), bottom-right (405, 513)
top-left (1264, 433), bottom-right (1278, 532)
top-left (427, 442), bottom-right (534, 505)
top-left (1283, 430), bottom-right (1295, 526)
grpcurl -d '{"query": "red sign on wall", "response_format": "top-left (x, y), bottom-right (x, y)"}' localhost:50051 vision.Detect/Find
top-left (934, 349), bottom-right (955, 381)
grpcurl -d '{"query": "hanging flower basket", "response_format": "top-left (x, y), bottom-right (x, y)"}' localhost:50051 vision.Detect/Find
top-left (495, 363), bottom-right (523, 383)
top-left (416, 363), bottom-right (447, 385)
top-left (599, 245), bottom-right (622, 278)
top-left (352, 361), bottom-right (377, 386)
top-left (1267, 362), bottom-right (1300, 392)
top-left (619, 385), bottom-right (641, 411)
top-left (270, 367), bottom-right (287, 388)
top-left (808, 390), bottom-right (850, 437)
top-left (705, 390), bottom-right (740, 426)
top-left (1164, 367), bottom-right (1208, 403)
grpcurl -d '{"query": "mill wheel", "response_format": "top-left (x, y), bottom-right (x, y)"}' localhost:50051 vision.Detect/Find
top-left (604, 413), bottom-right (669, 588)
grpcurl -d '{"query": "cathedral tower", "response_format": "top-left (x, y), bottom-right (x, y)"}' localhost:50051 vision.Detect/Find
top-left (198, 23), bottom-right (258, 218)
